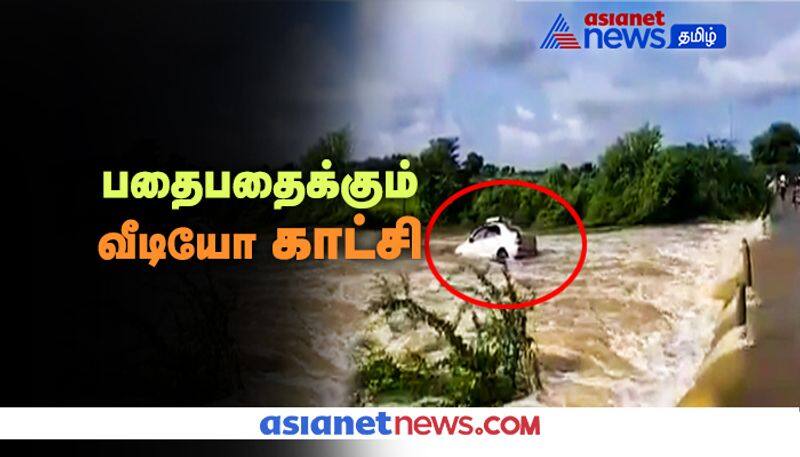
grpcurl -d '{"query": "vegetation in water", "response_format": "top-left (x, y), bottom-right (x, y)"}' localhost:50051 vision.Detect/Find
top-left (353, 268), bottom-right (542, 406)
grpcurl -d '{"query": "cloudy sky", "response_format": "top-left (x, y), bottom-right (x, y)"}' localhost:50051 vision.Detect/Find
top-left (327, 1), bottom-right (799, 169)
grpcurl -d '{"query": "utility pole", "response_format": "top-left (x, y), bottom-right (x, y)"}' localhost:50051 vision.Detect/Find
top-left (729, 102), bottom-right (734, 145)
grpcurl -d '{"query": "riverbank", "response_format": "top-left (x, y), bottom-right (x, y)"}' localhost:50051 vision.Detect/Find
top-left (680, 200), bottom-right (799, 406)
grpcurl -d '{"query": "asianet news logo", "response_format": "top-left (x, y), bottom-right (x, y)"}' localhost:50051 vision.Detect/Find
top-left (259, 412), bottom-right (541, 437)
top-left (540, 11), bottom-right (726, 50)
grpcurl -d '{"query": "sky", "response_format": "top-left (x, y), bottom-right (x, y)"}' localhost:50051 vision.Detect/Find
top-left (322, 1), bottom-right (800, 169)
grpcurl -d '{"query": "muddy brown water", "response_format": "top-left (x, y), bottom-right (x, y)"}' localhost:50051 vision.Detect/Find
top-left (681, 201), bottom-right (799, 406)
top-left (233, 220), bottom-right (765, 406)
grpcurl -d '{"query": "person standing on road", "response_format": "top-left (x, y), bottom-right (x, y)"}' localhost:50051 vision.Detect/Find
top-left (778, 174), bottom-right (788, 202)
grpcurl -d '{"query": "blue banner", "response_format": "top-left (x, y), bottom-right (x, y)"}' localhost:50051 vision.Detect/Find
top-left (669, 24), bottom-right (726, 48)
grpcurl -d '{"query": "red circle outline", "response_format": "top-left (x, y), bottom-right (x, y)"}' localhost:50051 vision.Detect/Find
top-left (423, 179), bottom-right (588, 309)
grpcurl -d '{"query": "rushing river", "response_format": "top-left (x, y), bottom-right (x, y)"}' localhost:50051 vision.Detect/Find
top-left (233, 219), bottom-right (766, 406)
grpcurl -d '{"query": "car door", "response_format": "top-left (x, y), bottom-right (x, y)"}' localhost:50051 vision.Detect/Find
top-left (478, 224), bottom-right (503, 255)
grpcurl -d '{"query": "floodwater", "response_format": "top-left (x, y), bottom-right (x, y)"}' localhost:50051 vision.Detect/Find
top-left (681, 202), bottom-right (799, 406)
top-left (233, 219), bottom-right (766, 407)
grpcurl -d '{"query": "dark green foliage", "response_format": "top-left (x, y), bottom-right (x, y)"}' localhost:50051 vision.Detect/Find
top-left (456, 125), bottom-right (769, 228)
top-left (283, 129), bottom-right (421, 226)
top-left (284, 122), bottom-right (781, 229)
top-left (463, 151), bottom-right (485, 177)
top-left (584, 129), bottom-right (767, 225)
top-left (300, 128), bottom-right (352, 173)
top-left (354, 271), bottom-right (541, 406)
top-left (634, 140), bottom-right (766, 222)
top-left (413, 138), bottom-right (487, 222)
top-left (750, 122), bottom-right (800, 165)
top-left (481, 163), bottom-right (499, 178)
top-left (584, 124), bottom-right (663, 224)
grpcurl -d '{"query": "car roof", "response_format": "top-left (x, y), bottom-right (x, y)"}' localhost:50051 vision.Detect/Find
top-left (474, 221), bottom-right (513, 232)
top-left (485, 217), bottom-right (521, 229)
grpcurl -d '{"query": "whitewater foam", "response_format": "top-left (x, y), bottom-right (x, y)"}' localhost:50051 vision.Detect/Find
top-left (235, 218), bottom-right (767, 406)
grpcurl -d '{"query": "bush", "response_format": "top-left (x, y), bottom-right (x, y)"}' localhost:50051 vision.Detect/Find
top-left (353, 269), bottom-right (542, 406)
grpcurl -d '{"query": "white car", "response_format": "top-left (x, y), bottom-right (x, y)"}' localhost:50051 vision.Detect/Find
top-left (455, 217), bottom-right (535, 260)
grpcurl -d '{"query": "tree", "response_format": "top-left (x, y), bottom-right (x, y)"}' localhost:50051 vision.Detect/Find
top-left (462, 152), bottom-right (484, 178)
top-left (481, 163), bottom-right (499, 177)
top-left (585, 124), bottom-right (663, 224)
top-left (290, 128), bottom-right (354, 225)
top-left (300, 127), bottom-right (352, 172)
top-left (417, 137), bottom-right (464, 219)
top-left (499, 165), bottom-right (516, 176)
top-left (750, 122), bottom-right (800, 165)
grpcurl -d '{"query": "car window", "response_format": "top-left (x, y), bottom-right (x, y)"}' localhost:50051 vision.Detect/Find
top-left (473, 225), bottom-right (500, 240)
top-left (471, 227), bottom-right (487, 240)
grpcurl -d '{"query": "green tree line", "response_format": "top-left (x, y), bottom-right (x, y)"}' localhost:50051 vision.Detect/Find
top-left (282, 122), bottom-right (798, 229)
